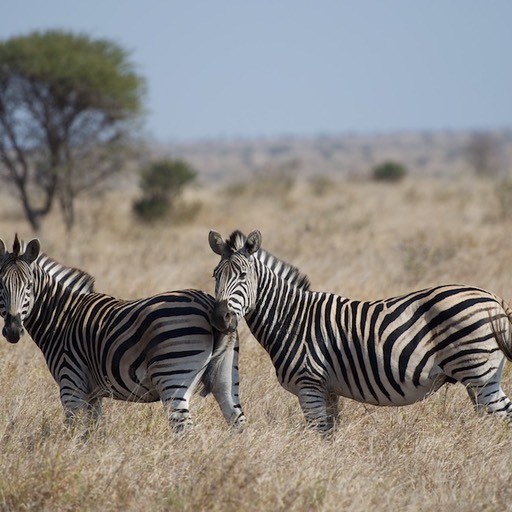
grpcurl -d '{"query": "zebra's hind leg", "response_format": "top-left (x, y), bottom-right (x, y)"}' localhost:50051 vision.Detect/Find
top-left (297, 385), bottom-right (332, 433)
top-left (163, 394), bottom-right (194, 432)
top-left (158, 379), bottom-right (197, 432)
top-left (465, 360), bottom-right (512, 421)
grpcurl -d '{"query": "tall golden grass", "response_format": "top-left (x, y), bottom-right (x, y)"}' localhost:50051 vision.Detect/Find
top-left (1, 176), bottom-right (512, 511)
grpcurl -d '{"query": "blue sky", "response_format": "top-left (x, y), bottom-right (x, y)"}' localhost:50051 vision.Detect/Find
top-left (2, 1), bottom-right (511, 142)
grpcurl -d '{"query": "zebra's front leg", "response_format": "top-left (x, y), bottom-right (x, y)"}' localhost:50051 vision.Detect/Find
top-left (326, 392), bottom-right (340, 429)
top-left (297, 385), bottom-right (332, 432)
top-left (61, 389), bottom-right (103, 434)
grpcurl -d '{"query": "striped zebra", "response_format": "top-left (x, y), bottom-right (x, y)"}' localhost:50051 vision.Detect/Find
top-left (209, 229), bottom-right (512, 432)
top-left (0, 234), bottom-right (246, 431)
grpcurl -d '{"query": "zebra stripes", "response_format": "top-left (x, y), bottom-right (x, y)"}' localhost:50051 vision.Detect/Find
top-left (0, 235), bottom-right (245, 430)
top-left (209, 229), bottom-right (512, 432)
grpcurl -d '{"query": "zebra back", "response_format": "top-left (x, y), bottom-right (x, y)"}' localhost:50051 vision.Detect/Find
top-left (227, 230), bottom-right (311, 291)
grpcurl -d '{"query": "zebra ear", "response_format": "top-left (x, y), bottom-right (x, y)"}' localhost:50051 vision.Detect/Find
top-left (245, 230), bottom-right (262, 254)
top-left (209, 231), bottom-right (226, 255)
top-left (0, 239), bottom-right (6, 261)
top-left (23, 239), bottom-right (40, 264)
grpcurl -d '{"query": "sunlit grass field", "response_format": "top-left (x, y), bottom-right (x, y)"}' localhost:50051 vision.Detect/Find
top-left (1, 175), bottom-right (512, 511)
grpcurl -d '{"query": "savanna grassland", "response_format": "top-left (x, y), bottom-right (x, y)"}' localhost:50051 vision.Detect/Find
top-left (2, 171), bottom-right (512, 511)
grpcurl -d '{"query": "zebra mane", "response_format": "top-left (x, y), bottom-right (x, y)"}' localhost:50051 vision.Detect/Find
top-left (226, 230), bottom-right (311, 291)
top-left (36, 253), bottom-right (95, 294)
top-left (14, 237), bottom-right (95, 294)
top-left (12, 233), bottom-right (21, 257)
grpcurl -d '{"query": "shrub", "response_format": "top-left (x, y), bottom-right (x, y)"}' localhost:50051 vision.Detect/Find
top-left (132, 197), bottom-right (169, 222)
top-left (372, 161), bottom-right (407, 182)
top-left (133, 159), bottom-right (197, 222)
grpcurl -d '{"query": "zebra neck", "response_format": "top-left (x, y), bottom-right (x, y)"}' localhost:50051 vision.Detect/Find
top-left (245, 261), bottom-right (304, 352)
top-left (24, 268), bottom-right (80, 374)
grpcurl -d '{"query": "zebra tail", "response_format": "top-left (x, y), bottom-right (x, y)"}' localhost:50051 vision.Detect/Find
top-left (199, 329), bottom-right (237, 397)
top-left (494, 300), bottom-right (512, 361)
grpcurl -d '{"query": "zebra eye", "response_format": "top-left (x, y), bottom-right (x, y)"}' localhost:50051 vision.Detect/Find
top-left (240, 271), bottom-right (247, 280)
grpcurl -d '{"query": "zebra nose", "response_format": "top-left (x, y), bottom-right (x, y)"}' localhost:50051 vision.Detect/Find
top-left (212, 301), bottom-right (238, 333)
top-left (2, 313), bottom-right (24, 344)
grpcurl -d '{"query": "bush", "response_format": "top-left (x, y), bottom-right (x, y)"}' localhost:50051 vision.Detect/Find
top-left (132, 197), bottom-right (169, 222)
top-left (372, 161), bottom-right (407, 182)
top-left (133, 159), bottom-right (197, 222)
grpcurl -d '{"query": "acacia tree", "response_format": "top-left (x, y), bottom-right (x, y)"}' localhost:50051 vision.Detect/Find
top-left (0, 30), bottom-right (145, 231)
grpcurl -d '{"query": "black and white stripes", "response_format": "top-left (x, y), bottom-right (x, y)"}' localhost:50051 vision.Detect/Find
top-left (0, 235), bottom-right (246, 430)
top-left (209, 229), bottom-right (512, 432)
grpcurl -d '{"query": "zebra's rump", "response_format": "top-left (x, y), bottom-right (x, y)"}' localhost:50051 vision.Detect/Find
top-left (53, 289), bottom-right (218, 403)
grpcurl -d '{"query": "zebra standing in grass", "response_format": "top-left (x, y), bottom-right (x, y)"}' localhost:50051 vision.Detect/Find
top-left (0, 234), bottom-right (246, 430)
top-left (209, 229), bottom-right (512, 432)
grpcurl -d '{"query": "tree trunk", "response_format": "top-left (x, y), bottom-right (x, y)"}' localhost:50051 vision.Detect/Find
top-left (18, 183), bottom-right (42, 233)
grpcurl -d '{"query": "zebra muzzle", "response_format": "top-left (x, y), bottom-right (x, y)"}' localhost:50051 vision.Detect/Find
top-left (212, 301), bottom-right (238, 333)
top-left (2, 313), bottom-right (24, 344)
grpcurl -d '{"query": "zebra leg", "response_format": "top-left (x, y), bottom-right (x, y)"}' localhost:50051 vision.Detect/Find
top-left (209, 336), bottom-right (246, 430)
top-left (158, 379), bottom-right (198, 432)
top-left (62, 393), bottom-right (103, 438)
top-left (464, 360), bottom-right (512, 421)
top-left (326, 392), bottom-right (340, 428)
top-left (60, 380), bottom-right (99, 427)
top-left (86, 397), bottom-right (103, 424)
top-left (166, 398), bottom-right (194, 432)
top-left (297, 385), bottom-right (332, 432)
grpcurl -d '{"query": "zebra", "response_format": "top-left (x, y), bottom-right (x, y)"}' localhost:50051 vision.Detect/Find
top-left (0, 234), bottom-right (246, 431)
top-left (208, 229), bottom-right (512, 432)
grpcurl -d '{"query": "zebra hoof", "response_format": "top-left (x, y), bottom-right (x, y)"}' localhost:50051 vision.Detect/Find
top-left (169, 412), bottom-right (193, 433)
top-left (230, 412), bottom-right (247, 432)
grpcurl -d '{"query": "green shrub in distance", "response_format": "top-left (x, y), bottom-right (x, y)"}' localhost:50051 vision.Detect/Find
top-left (372, 161), bottom-right (407, 182)
top-left (133, 159), bottom-right (197, 222)
top-left (132, 197), bottom-right (169, 222)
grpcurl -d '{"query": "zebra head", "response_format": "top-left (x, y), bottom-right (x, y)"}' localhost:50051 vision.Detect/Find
top-left (0, 235), bottom-right (40, 343)
top-left (209, 230), bottom-right (262, 333)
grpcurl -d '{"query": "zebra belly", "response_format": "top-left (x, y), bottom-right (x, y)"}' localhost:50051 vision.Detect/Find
top-left (328, 366), bottom-right (449, 406)
top-left (109, 389), bottom-right (160, 403)
top-left (92, 374), bottom-right (160, 403)
top-left (276, 353), bottom-right (448, 406)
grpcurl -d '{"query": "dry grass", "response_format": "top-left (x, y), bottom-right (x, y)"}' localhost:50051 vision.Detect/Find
top-left (2, 175), bottom-right (512, 511)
